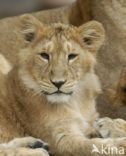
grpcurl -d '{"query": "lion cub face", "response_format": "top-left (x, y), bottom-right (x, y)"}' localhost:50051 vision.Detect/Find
top-left (17, 15), bottom-right (104, 103)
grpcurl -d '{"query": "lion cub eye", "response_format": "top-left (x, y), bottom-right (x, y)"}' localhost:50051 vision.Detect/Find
top-left (68, 54), bottom-right (78, 61)
top-left (40, 52), bottom-right (49, 61)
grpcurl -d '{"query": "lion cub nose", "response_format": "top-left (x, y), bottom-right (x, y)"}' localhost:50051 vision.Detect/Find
top-left (51, 80), bottom-right (66, 89)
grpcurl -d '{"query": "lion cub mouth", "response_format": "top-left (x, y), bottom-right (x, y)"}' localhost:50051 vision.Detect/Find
top-left (43, 90), bottom-right (73, 96)
top-left (45, 90), bottom-right (73, 103)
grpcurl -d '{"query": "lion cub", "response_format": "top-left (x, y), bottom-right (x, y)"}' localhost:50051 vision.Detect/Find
top-left (0, 14), bottom-right (126, 156)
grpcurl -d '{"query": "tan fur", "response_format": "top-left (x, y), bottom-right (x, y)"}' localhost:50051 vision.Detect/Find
top-left (94, 117), bottom-right (126, 139)
top-left (105, 68), bottom-right (126, 106)
top-left (1, 0), bottom-right (126, 120)
top-left (95, 67), bottom-right (126, 141)
top-left (0, 0), bottom-right (91, 67)
top-left (0, 14), bottom-right (126, 156)
top-left (0, 54), bottom-right (12, 75)
top-left (90, 0), bottom-right (126, 119)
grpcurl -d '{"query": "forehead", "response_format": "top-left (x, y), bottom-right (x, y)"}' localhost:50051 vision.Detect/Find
top-left (33, 24), bottom-right (85, 54)
top-left (35, 38), bottom-right (84, 55)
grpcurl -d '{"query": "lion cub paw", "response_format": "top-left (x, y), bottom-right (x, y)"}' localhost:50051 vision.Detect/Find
top-left (7, 137), bottom-right (48, 149)
top-left (0, 137), bottom-right (49, 154)
top-left (0, 137), bottom-right (50, 156)
top-left (1, 147), bottom-right (50, 156)
top-left (94, 117), bottom-right (126, 138)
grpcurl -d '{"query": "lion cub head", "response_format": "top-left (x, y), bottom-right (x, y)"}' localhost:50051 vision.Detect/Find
top-left (17, 15), bottom-right (104, 103)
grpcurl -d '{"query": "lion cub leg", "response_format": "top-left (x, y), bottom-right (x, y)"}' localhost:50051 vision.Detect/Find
top-left (49, 122), bottom-right (126, 156)
top-left (0, 137), bottom-right (49, 156)
top-left (52, 131), bottom-right (126, 156)
top-left (94, 117), bottom-right (126, 138)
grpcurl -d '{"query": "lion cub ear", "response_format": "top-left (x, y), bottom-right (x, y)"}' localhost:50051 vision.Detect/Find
top-left (78, 21), bottom-right (105, 53)
top-left (17, 14), bottom-right (43, 43)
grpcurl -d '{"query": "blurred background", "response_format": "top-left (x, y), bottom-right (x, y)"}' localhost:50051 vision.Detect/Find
top-left (0, 0), bottom-right (76, 19)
